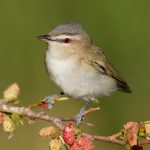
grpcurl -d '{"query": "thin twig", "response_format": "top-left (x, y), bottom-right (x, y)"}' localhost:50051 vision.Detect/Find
top-left (83, 107), bottom-right (100, 117)
top-left (82, 133), bottom-right (125, 146)
top-left (139, 139), bottom-right (150, 145)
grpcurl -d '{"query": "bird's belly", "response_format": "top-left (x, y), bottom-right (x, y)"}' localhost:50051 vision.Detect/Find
top-left (46, 57), bottom-right (117, 99)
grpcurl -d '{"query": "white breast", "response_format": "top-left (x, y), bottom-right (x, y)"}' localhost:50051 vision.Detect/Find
top-left (45, 49), bottom-right (117, 99)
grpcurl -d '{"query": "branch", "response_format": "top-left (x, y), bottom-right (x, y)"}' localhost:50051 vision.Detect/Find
top-left (0, 102), bottom-right (64, 130)
top-left (0, 102), bottom-right (122, 145)
top-left (1, 83), bottom-right (150, 149)
top-left (0, 101), bottom-right (150, 149)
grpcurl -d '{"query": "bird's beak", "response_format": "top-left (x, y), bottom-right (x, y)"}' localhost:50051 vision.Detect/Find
top-left (37, 35), bottom-right (50, 41)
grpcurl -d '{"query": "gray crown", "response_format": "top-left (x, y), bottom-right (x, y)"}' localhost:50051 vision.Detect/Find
top-left (49, 23), bottom-right (89, 37)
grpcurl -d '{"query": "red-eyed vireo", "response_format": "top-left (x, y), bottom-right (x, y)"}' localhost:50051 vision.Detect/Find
top-left (38, 23), bottom-right (131, 124)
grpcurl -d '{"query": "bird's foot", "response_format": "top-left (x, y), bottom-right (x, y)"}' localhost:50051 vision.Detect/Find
top-left (75, 107), bottom-right (86, 126)
top-left (75, 98), bottom-right (94, 126)
top-left (29, 92), bottom-right (67, 109)
top-left (44, 92), bottom-right (64, 109)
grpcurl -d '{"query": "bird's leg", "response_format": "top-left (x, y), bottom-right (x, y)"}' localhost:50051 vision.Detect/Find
top-left (44, 92), bottom-right (64, 109)
top-left (75, 97), bottom-right (95, 126)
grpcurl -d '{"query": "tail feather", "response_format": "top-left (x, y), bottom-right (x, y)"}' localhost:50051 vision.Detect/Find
top-left (117, 81), bottom-right (132, 93)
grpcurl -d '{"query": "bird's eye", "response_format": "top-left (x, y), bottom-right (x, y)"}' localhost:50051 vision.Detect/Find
top-left (63, 38), bottom-right (71, 43)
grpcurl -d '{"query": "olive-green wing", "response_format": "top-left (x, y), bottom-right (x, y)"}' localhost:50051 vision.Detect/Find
top-left (84, 46), bottom-right (131, 93)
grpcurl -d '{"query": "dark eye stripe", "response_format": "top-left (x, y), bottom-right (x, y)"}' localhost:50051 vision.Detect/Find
top-left (52, 38), bottom-right (71, 43)
top-left (50, 37), bottom-right (72, 43)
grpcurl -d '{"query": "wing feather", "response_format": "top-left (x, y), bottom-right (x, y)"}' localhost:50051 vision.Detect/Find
top-left (83, 46), bottom-right (131, 93)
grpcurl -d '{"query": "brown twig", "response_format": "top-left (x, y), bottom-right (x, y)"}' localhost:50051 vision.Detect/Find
top-left (83, 107), bottom-right (100, 117)
top-left (0, 102), bottom-right (150, 147)
top-left (0, 103), bottom-right (64, 130)
top-left (139, 139), bottom-right (150, 145)
top-left (109, 131), bottom-right (123, 139)
top-left (82, 133), bottom-right (125, 146)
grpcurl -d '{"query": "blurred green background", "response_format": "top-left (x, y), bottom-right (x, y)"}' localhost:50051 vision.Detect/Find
top-left (0, 0), bottom-right (150, 149)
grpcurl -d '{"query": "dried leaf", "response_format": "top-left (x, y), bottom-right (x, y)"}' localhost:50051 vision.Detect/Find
top-left (124, 122), bottom-right (140, 147)
top-left (49, 139), bottom-right (62, 150)
top-left (145, 123), bottom-right (150, 136)
top-left (3, 114), bottom-right (15, 133)
top-left (39, 126), bottom-right (56, 137)
top-left (3, 83), bottom-right (20, 103)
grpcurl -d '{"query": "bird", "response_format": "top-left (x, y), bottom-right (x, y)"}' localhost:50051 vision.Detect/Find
top-left (38, 23), bottom-right (131, 124)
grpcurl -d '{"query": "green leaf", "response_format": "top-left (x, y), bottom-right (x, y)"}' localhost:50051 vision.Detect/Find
top-left (11, 113), bottom-right (24, 126)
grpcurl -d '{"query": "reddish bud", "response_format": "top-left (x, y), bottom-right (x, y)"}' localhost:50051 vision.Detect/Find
top-left (0, 112), bottom-right (4, 125)
top-left (132, 145), bottom-right (143, 150)
top-left (70, 141), bottom-right (80, 150)
top-left (38, 103), bottom-right (49, 109)
top-left (63, 123), bottom-right (75, 145)
top-left (78, 136), bottom-right (93, 150)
